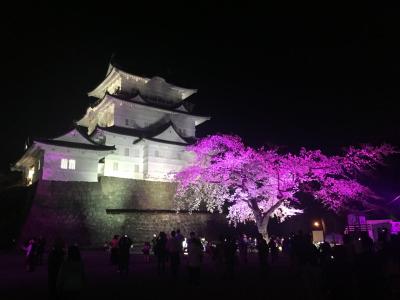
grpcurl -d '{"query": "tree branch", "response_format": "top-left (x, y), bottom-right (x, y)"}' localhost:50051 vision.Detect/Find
top-left (266, 199), bottom-right (284, 217)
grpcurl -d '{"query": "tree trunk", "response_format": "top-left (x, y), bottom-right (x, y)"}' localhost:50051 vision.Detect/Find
top-left (250, 199), bottom-right (282, 241)
top-left (256, 215), bottom-right (270, 241)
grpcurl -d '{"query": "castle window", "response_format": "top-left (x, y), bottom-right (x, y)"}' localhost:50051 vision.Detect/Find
top-left (133, 149), bottom-right (139, 157)
top-left (61, 158), bottom-right (68, 169)
top-left (125, 119), bottom-right (129, 126)
top-left (68, 159), bottom-right (76, 170)
top-left (124, 148), bottom-right (130, 156)
top-left (113, 162), bottom-right (118, 171)
top-left (38, 160), bottom-right (41, 170)
top-left (134, 165), bottom-right (139, 172)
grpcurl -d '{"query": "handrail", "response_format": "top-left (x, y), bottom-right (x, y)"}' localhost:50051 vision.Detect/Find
top-left (344, 224), bottom-right (372, 234)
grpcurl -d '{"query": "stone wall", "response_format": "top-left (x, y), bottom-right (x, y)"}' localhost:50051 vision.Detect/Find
top-left (21, 176), bottom-right (231, 247)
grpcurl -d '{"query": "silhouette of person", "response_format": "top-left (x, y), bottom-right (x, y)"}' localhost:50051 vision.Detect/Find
top-left (48, 238), bottom-right (65, 297)
top-left (118, 234), bottom-right (132, 276)
top-left (187, 232), bottom-right (203, 285)
top-left (57, 245), bottom-right (85, 299)
top-left (155, 232), bottom-right (168, 275)
top-left (167, 231), bottom-right (181, 279)
top-left (256, 233), bottom-right (269, 275)
top-left (110, 235), bottom-right (120, 266)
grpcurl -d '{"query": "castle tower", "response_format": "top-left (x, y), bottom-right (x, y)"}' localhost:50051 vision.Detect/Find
top-left (13, 63), bottom-right (210, 184)
top-left (11, 62), bottom-right (229, 247)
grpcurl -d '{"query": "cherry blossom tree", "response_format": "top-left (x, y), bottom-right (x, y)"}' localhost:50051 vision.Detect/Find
top-left (173, 134), bottom-right (396, 238)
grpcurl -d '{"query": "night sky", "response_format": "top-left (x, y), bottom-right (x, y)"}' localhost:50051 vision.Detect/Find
top-left (1, 4), bottom-right (399, 202)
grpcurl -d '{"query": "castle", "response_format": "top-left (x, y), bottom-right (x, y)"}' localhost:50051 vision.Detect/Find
top-left (13, 62), bottom-right (229, 246)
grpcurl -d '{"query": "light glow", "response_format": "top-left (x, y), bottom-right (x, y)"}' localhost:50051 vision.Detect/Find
top-left (61, 158), bottom-right (68, 169)
top-left (68, 159), bottom-right (76, 170)
top-left (27, 166), bottom-right (35, 185)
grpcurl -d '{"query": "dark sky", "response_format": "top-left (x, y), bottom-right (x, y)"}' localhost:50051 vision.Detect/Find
top-left (1, 3), bottom-right (399, 201)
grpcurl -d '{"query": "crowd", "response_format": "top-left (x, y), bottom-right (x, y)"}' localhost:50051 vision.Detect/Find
top-left (21, 237), bottom-right (85, 299)
top-left (19, 229), bottom-right (400, 299)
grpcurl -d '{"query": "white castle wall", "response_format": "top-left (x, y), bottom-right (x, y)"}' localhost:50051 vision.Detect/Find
top-left (96, 129), bottom-right (189, 181)
top-left (41, 148), bottom-right (101, 182)
top-left (145, 142), bottom-right (187, 181)
top-left (100, 132), bottom-right (144, 179)
top-left (114, 100), bottom-right (166, 129)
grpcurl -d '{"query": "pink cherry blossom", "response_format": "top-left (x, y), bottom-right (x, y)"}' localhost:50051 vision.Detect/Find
top-left (173, 134), bottom-right (396, 238)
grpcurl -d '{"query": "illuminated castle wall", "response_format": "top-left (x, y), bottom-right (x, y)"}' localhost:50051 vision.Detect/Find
top-left (13, 63), bottom-right (229, 246)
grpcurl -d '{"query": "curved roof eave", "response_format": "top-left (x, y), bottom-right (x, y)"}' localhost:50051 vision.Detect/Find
top-left (88, 62), bottom-right (197, 100)
top-left (35, 139), bottom-right (116, 152)
top-left (143, 138), bottom-right (189, 147)
top-left (117, 67), bottom-right (197, 99)
top-left (96, 121), bottom-right (173, 139)
top-left (116, 66), bottom-right (197, 99)
top-left (31, 123), bottom-right (117, 151)
top-left (166, 122), bottom-right (197, 144)
top-left (87, 66), bottom-right (121, 98)
top-left (74, 124), bottom-right (114, 147)
top-left (96, 121), bottom-right (196, 145)
top-left (12, 143), bottom-right (42, 170)
top-left (106, 92), bottom-right (210, 120)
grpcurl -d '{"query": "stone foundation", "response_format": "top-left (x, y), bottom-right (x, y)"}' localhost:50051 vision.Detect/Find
top-left (21, 177), bottom-right (231, 247)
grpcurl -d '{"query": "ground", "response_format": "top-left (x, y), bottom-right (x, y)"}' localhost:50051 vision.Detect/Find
top-left (0, 249), bottom-right (395, 300)
top-left (0, 250), bottom-right (307, 300)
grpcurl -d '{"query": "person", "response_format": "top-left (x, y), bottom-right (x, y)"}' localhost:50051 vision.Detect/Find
top-left (22, 238), bottom-right (37, 272)
top-left (223, 234), bottom-right (237, 280)
top-left (103, 241), bottom-right (110, 252)
top-left (37, 236), bottom-right (46, 265)
top-left (319, 240), bottom-right (332, 267)
top-left (110, 235), bottom-right (120, 266)
top-left (48, 238), bottom-right (65, 297)
top-left (256, 234), bottom-right (269, 275)
top-left (268, 236), bottom-right (278, 264)
top-left (151, 234), bottom-right (157, 255)
top-left (154, 232), bottom-right (168, 275)
top-left (205, 241), bottom-right (214, 258)
top-left (57, 245), bottom-right (85, 299)
top-left (118, 234), bottom-right (133, 276)
top-left (166, 231), bottom-right (181, 279)
top-left (187, 232), bottom-right (203, 285)
top-left (176, 229), bottom-right (185, 253)
top-left (282, 236), bottom-right (291, 256)
top-left (142, 242), bottom-right (151, 263)
top-left (213, 235), bottom-right (225, 277)
top-left (238, 234), bottom-right (249, 264)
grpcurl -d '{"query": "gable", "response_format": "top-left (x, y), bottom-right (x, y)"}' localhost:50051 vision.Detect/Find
top-left (53, 129), bottom-right (93, 145)
top-left (152, 125), bottom-right (187, 144)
